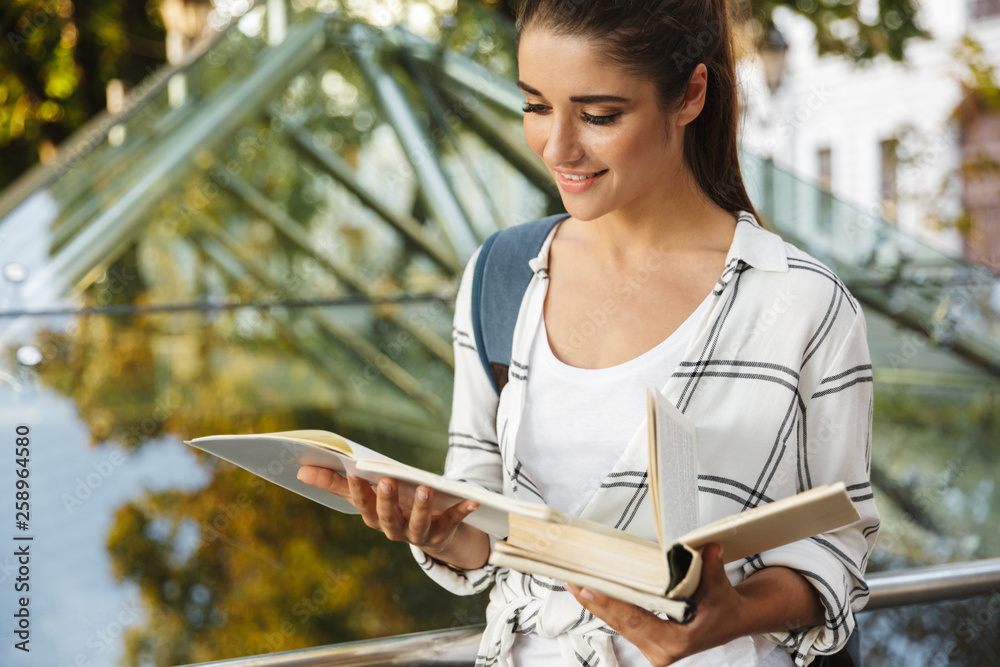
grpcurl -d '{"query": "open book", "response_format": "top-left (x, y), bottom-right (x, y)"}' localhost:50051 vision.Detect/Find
top-left (186, 389), bottom-right (861, 621)
top-left (488, 389), bottom-right (862, 620)
top-left (184, 429), bottom-right (559, 538)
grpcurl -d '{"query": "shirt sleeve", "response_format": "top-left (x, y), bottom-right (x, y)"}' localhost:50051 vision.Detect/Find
top-left (743, 303), bottom-right (880, 666)
top-left (410, 246), bottom-right (505, 595)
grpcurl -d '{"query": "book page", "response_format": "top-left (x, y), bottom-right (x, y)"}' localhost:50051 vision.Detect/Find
top-left (186, 433), bottom-right (370, 515)
top-left (647, 388), bottom-right (699, 550)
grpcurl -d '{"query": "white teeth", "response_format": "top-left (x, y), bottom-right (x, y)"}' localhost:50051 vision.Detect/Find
top-left (563, 171), bottom-right (603, 181)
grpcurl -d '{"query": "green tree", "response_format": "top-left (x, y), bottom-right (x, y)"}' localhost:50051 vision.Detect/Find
top-left (107, 463), bottom-right (485, 666)
top-left (1, 0), bottom-right (931, 194)
top-left (484, 0), bottom-right (928, 61)
top-left (742, 0), bottom-right (927, 61)
top-left (0, 0), bottom-right (166, 189)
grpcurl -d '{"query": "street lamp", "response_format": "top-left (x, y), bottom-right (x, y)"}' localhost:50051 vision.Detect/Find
top-left (760, 24), bottom-right (789, 95)
top-left (758, 23), bottom-right (789, 224)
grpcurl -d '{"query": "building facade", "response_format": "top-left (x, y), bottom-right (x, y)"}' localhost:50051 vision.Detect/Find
top-left (741, 0), bottom-right (1000, 271)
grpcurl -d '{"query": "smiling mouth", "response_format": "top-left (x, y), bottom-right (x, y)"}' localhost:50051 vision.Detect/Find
top-left (560, 170), bottom-right (608, 181)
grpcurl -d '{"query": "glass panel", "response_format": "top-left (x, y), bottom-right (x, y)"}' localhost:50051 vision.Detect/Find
top-left (0, 5), bottom-right (526, 666)
top-left (1, 5), bottom-right (999, 665)
top-left (860, 597), bottom-right (1000, 666)
top-left (744, 151), bottom-right (1000, 378)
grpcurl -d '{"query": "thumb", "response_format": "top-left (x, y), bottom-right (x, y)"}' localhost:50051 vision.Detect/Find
top-left (699, 542), bottom-right (727, 583)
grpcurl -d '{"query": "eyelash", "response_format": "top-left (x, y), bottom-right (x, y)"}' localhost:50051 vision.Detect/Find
top-left (521, 103), bottom-right (622, 126)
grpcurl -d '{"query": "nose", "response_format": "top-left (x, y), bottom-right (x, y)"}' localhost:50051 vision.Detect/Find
top-left (541, 113), bottom-right (584, 167)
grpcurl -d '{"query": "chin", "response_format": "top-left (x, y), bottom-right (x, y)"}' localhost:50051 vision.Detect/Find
top-left (560, 200), bottom-right (606, 223)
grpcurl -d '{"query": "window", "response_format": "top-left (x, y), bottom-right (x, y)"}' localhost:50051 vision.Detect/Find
top-left (817, 147), bottom-right (833, 229)
top-left (817, 147), bottom-right (832, 192)
top-left (881, 138), bottom-right (899, 223)
top-left (970, 0), bottom-right (1000, 19)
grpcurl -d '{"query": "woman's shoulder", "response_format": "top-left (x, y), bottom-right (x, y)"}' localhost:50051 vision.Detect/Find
top-left (736, 215), bottom-right (858, 307)
top-left (778, 241), bottom-right (857, 304)
top-left (729, 218), bottom-right (865, 341)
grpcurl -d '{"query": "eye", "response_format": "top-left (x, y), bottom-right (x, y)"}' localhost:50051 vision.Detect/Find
top-left (582, 112), bottom-right (621, 126)
top-left (522, 103), bottom-right (548, 114)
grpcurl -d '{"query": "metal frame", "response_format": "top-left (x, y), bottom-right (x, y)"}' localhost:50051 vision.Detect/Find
top-left (178, 558), bottom-right (1000, 666)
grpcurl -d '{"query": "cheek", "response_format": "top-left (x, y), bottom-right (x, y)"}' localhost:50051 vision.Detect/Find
top-left (615, 132), bottom-right (665, 172)
top-left (523, 117), bottom-right (546, 158)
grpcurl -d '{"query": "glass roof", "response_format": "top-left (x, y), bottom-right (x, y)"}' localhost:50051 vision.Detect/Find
top-left (0, 4), bottom-right (998, 666)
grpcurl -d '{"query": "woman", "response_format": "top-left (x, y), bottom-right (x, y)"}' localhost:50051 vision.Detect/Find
top-left (299, 0), bottom-right (879, 665)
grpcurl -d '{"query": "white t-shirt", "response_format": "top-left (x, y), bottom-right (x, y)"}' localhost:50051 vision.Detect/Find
top-left (512, 294), bottom-right (709, 667)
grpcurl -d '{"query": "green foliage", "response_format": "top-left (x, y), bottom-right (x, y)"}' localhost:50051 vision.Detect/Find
top-left (742, 0), bottom-right (928, 62)
top-left (494, 0), bottom-right (929, 61)
top-left (955, 35), bottom-right (1000, 115)
top-left (0, 0), bottom-right (166, 189)
top-left (0, 0), bottom-right (933, 193)
top-left (106, 461), bottom-right (487, 666)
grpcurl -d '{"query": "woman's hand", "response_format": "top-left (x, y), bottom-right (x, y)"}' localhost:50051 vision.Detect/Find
top-left (296, 466), bottom-right (490, 569)
top-left (564, 543), bottom-right (824, 666)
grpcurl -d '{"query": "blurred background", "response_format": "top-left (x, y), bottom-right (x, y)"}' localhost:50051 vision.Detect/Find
top-left (0, 1), bottom-right (998, 666)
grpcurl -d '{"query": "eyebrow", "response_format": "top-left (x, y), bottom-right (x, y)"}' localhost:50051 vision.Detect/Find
top-left (516, 80), bottom-right (630, 104)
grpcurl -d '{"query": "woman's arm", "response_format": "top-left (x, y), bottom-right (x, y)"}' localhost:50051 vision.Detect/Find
top-left (565, 543), bottom-right (824, 666)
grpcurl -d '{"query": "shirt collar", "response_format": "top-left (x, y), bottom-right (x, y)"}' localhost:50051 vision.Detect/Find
top-left (527, 210), bottom-right (788, 275)
top-left (726, 211), bottom-right (789, 273)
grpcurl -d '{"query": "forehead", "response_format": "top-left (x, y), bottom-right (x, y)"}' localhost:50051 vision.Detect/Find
top-left (516, 28), bottom-right (650, 96)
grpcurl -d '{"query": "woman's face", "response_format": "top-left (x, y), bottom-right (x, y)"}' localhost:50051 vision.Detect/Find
top-left (517, 27), bottom-right (690, 223)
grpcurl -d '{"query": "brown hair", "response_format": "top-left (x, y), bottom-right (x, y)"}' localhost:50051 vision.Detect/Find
top-left (515, 0), bottom-right (757, 217)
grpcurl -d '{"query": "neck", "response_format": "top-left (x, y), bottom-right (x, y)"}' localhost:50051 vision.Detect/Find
top-left (579, 166), bottom-right (737, 270)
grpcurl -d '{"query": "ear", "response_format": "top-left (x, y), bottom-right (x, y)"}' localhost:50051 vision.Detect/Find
top-left (676, 63), bottom-right (708, 127)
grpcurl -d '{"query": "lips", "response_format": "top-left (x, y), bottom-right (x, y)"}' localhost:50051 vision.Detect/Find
top-left (555, 169), bottom-right (608, 193)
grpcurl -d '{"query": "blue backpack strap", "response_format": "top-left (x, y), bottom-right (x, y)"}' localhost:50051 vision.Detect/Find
top-left (470, 213), bottom-right (569, 394)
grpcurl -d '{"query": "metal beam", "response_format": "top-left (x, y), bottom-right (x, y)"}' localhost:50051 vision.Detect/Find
top-left (353, 25), bottom-right (479, 260)
top-left (866, 557), bottom-right (1000, 611)
top-left (400, 50), bottom-right (500, 239)
top-left (194, 214), bottom-right (444, 417)
top-left (217, 167), bottom-right (454, 367)
top-left (436, 81), bottom-right (555, 205)
top-left (174, 558), bottom-right (1000, 666)
top-left (17, 18), bottom-right (328, 309)
top-left (281, 118), bottom-right (461, 273)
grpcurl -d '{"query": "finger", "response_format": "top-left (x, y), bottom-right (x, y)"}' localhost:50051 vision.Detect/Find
top-left (296, 466), bottom-right (350, 498)
top-left (694, 543), bottom-right (729, 595)
top-left (436, 497), bottom-right (479, 533)
top-left (375, 478), bottom-right (408, 541)
top-left (564, 583), bottom-right (659, 636)
top-left (347, 473), bottom-right (379, 528)
top-left (407, 486), bottom-right (435, 543)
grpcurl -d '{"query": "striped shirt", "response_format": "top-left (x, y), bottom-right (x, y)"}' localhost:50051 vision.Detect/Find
top-left (412, 212), bottom-right (879, 666)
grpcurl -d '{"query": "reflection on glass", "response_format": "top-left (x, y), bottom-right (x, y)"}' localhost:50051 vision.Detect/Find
top-left (0, 4), bottom-right (998, 666)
